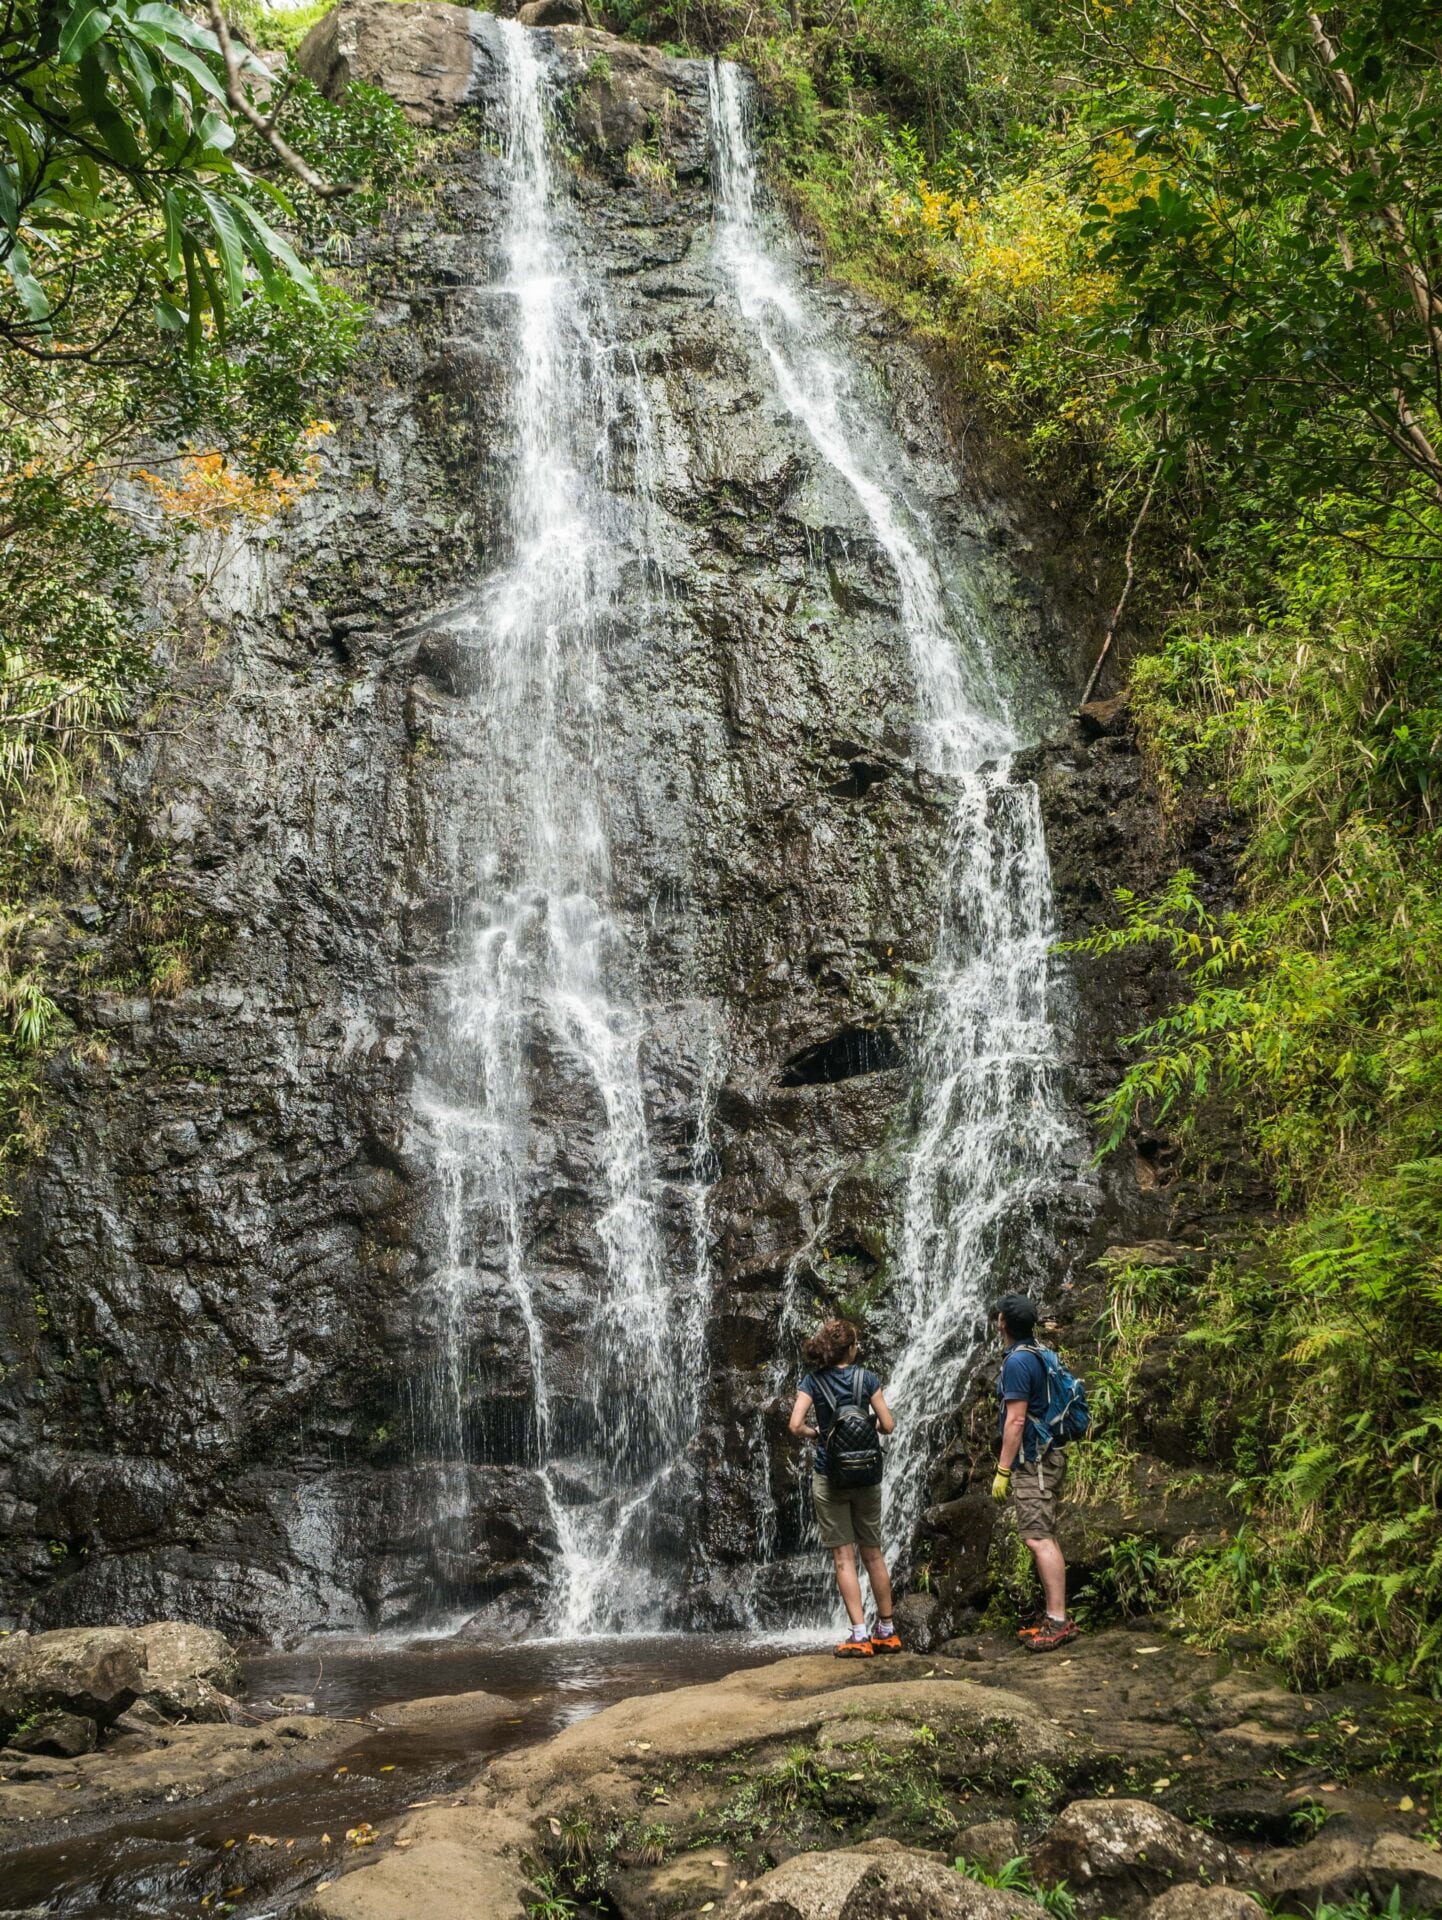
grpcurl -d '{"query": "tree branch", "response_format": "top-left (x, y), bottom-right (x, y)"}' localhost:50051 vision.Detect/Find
top-left (1082, 456), bottom-right (1163, 706)
top-left (205, 3), bottom-right (352, 199)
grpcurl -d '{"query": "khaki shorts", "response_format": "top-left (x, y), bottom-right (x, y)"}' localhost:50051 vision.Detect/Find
top-left (812, 1473), bottom-right (883, 1549)
top-left (1011, 1450), bottom-right (1067, 1542)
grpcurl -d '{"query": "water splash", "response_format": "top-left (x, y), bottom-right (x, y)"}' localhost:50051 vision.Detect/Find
top-left (410, 21), bottom-right (703, 1633)
top-left (709, 62), bottom-right (1079, 1592)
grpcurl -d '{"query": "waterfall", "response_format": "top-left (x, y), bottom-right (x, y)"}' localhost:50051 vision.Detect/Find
top-left (709, 63), bottom-right (1078, 1589)
top-left (410, 20), bottom-right (703, 1634)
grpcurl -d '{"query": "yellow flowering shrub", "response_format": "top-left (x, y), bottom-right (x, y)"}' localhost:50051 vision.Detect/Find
top-left (139, 421), bottom-right (335, 529)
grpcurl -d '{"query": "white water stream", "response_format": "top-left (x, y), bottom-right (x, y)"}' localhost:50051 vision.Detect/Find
top-left (710, 63), bottom-right (1077, 1590)
top-left (411, 22), bottom-right (703, 1633)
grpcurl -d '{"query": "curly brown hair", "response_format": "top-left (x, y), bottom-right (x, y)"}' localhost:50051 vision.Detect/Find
top-left (801, 1317), bottom-right (860, 1369)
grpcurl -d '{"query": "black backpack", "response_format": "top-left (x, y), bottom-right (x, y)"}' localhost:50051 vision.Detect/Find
top-left (812, 1369), bottom-right (884, 1490)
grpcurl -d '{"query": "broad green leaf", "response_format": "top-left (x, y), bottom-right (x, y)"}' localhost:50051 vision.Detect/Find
top-left (200, 187), bottom-right (245, 307)
top-left (58, 2), bottom-right (112, 65)
top-left (154, 39), bottom-right (228, 106)
top-left (3, 236), bottom-right (52, 330)
top-left (135, 2), bottom-right (222, 54)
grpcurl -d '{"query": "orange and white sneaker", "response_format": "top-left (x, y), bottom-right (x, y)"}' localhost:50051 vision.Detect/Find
top-left (869, 1622), bottom-right (902, 1651)
top-left (834, 1632), bottom-right (875, 1658)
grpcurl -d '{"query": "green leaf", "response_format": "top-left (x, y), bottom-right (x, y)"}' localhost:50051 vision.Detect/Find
top-left (230, 197), bottom-right (316, 300)
top-left (3, 236), bottom-right (51, 331)
top-left (58, 1), bottom-right (113, 65)
top-left (134, 2), bottom-right (222, 55)
top-left (162, 186), bottom-right (184, 274)
top-left (200, 188), bottom-right (245, 307)
top-left (153, 39), bottom-right (228, 106)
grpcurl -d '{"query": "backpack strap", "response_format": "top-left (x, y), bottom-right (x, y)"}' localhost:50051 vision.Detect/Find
top-left (810, 1370), bottom-right (841, 1427)
top-left (1017, 1344), bottom-right (1059, 1460)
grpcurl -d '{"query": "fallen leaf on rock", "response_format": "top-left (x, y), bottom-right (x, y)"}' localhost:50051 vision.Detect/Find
top-left (1152, 1778), bottom-right (1171, 1791)
top-left (396, 1838), bottom-right (413, 1849)
top-left (248, 1833), bottom-right (278, 1847)
top-left (1399, 1796), bottom-right (1416, 1812)
top-left (317, 1882), bottom-right (333, 1893)
top-left (321, 1833), bottom-right (332, 1846)
top-left (634, 1741), bottom-right (653, 1751)
top-left (1321, 1784), bottom-right (1338, 1793)
top-left (347, 1823), bottom-right (378, 1847)
top-left (223, 1838), bottom-right (238, 1850)
top-left (701, 1905), bottom-right (715, 1913)
top-left (1135, 1646), bottom-right (1164, 1654)
top-left (405, 1800), bottom-right (436, 1810)
top-left (1082, 1709), bottom-right (1098, 1715)
top-left (550, 1819), bottom-right (563, 1835)
top-left (223, 1887), bottom-right (245, 1899)
top-left (380, 1764), bottom-right (396, 1772)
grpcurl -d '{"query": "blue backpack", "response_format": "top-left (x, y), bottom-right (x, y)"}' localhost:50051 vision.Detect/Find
top-left (1019, 1343), bottom-right (1091, 1451)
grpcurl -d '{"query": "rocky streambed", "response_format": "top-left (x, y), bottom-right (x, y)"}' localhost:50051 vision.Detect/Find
top-left (3, 1621), bottom-right (1438, 1920)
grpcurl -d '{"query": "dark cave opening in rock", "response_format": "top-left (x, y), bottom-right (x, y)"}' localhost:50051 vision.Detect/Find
top-left (828, 758), bottom-right (891, 799)
top-left (779, 1026), bottom-right (904, 1086)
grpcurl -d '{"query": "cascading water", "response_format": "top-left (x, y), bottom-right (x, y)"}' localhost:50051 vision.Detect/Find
top-left (410, 21), bottom-right (704, 1634)
top-left (709, 63), bottom-right (1079, 1595)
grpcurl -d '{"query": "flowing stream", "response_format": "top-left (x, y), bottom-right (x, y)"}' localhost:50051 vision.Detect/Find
top-left (709, 63), bottom-right (1077, 1591)
top-left (410, 20), bottom-right (701, 1634)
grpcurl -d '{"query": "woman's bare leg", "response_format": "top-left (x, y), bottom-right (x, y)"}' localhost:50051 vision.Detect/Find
top-left (831, 1545), bottom-right (866, 1625)
top-left (859, 1545), bottom-right (893, 1618)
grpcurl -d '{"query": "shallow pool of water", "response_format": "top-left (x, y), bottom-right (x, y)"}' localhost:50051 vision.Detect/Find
top-left (2, 1632), bottom-right (799, 1919)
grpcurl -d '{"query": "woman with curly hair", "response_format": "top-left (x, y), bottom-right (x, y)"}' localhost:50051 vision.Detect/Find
top-left (788, 1317), bottom-right (898, 1657)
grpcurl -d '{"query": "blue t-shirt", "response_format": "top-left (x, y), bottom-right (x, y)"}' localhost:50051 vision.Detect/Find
top-left (997, 1346), bottom-right (1049, 1463)
top-left (801, 1364), bottom-right (881, 1475)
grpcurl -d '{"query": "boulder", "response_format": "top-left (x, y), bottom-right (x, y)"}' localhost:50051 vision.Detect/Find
top-left (956, 1820), bottom-right (1024, 1874)
top-left (0, 1627), bottom-right (145, 1736)
top-left (134, 1622), bottom-right (241, 1723)
top-left (724, 1848), bottom-right (878, 1919)
top-left (842, 1854), bottom-right (1046, 1920)
top-left (9, 1709), bottom-right (98, 1757)
top-left (517, 0), bottom-right (582, 20)
top-left (297, 0), bottom-right (488, 127)
top-left (1077, 694), bottom-right (1130, 740)
top-left (894, 1591), bottom-right (941, 1652)
top-left (1143, 1890), bottom-right (1265, 1920)
top-left (724, 1849), bottom-right (1044, 1920)
top-left (1252, 1830), bottom-right (1442, 1914)
top-left (1029, 1801), bottom-right (1244, 1915)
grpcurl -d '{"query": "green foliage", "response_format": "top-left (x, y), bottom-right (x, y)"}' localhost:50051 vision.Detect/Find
top-left (0, 0), bottom-right (320, 353)
top-left (953, 1855), bottom-right (1079, 1920)
top-left (1078, 2), bottom-right (1442, 526)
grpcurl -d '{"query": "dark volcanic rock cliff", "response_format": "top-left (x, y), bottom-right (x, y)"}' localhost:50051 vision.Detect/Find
top-left (0, 3), bottom-right (1168, 1636)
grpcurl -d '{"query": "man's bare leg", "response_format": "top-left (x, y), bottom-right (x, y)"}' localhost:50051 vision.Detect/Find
top-left (1027, 1536), bottom-right (1067, 1618)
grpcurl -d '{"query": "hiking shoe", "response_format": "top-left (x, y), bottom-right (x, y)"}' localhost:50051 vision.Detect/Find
top-left (1016, 1608), bottom-right (1049, 1641)
top-left (869, 1628), bottom-right (902, 1652)
top-left (834, 1635), bottom-right (875, 1658)
top-left (1025, 1616), bottom-right (1079, 1653)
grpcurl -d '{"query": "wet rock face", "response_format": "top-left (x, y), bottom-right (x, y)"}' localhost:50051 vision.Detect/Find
top-left (0, 5), bottom-right (1151, 1634)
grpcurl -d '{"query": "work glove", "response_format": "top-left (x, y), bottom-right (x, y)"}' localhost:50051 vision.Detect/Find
top-left (991, 1468), bottom-right (1012, 1502)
